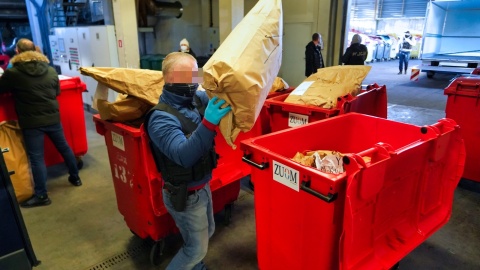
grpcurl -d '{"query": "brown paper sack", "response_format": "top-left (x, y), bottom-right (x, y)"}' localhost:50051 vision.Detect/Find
top-left (80, 67), bottom-right (164, 106)
top-left (202, 0), bottom-right (283, 148)
top-left (0, 121), bottom-right (34, 202)
top-left (97, 95), bottom-right (152, 122)
top-left (285, 65), bottom-right (371, 108)
top-left (269, 77), bottom-right (289, 93)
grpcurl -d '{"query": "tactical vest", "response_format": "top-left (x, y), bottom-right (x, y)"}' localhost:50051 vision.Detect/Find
top-left (144, 95), bottom-right (217, 185)
top-left (402, 40), bottom-right (412, 50)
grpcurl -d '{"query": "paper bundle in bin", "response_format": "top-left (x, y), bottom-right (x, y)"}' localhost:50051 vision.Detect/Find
top-left (285, 65), bottom-right (371, 109)
top-left (292, 150), bottom-right (371, 174)
top-left (202, 0), bottom-right (283, 148)
top-left (80, 67), bottom-right (165, 122)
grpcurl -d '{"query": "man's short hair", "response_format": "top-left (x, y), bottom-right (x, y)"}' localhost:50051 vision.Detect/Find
top-left (162, 52), bottom-right (197, 82)
top-left (16, 38), bottom-right (36, 53)
top-left (312, 33), bottom-right (320, 41)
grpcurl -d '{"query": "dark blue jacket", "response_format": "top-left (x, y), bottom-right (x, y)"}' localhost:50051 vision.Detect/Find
top-left (305, 41), bottom-right (324, 77)
top-left (147, 89), bottom-right (215, 188)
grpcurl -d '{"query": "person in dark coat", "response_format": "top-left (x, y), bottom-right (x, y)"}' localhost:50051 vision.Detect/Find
top-left (305, 33), bottom-right (325, 77)
top-left (342, 34), bottom-right (368, 65)
top-left (0, 38), bottom-right (82, 208)
top-left (144, 52), bottom-right (230, 269)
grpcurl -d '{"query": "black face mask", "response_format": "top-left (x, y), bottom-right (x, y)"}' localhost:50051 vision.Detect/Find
top-left (164, 83), bottom-right (199, 97)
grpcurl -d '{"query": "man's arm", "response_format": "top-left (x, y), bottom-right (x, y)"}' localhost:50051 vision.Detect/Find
top-left (148, 111), bottom-right (216, 168)
top-left (55, 76), bottom-right (60, 96)
top-left (342, 47), bottom-right (352, 64)
top-left (305, 46), bottom-right (314, 76)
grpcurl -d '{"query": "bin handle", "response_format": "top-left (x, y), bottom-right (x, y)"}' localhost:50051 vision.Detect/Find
top-left (300, 181), bottom-right (337, 203)
top-left (242, 154), bottom-right (269, 170)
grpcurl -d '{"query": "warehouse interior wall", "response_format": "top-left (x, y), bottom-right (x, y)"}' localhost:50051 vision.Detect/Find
top-left (24, 0), bottom-right (349, 85)
top-left (278, 0), bottom-right (346, 86)
top-left (139, 0), bottom-right (219, 56)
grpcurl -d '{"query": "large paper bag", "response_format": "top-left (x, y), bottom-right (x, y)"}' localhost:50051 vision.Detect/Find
top-left (285, 65), bottom-right (371, 108)
top-left (0, 121), bottom-right (33, 202)
top-left (202, 0), bottom-right (283, 148)
top-left (97, 95), bottom-right (152, 122)
top-left (80, 67), bottom-right (164, 106)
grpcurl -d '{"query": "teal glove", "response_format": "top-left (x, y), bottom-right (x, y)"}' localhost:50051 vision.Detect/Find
top-left (204, 96), bottom-right (231, 125)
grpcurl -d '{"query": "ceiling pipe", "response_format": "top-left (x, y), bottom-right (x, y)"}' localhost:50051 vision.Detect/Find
top-left (138, 0), bottom-right (183, 27)
top-left (0, 10), bottom-right (28, 19)
top-left (149, 1), bottom-right (183, 18)
top-left (0, 2), bottom-right (27, 9)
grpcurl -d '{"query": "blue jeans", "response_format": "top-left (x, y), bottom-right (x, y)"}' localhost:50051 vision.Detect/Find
top-left (163, 183), bottom-right (215, 270)
top-left (399, 51), bottom-right (411, 72)
top-left (22, 123), bottom-right (79, 197)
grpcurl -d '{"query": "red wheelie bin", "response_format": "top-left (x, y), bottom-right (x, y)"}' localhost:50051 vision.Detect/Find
top-left (0, 76), bottom-right (87, 167)
top-left (264, 84), bottom-right (387, 132)
top-left (444, 74), bottom-right (480, 182)
top-left (93, 115), bottom-right (245, 265)
top-left (241, 113), bottom-right (465, 270)
top-left (217, 87), bottom-right (295, 190)
top-left (248, 84), bottom-right (387, 189)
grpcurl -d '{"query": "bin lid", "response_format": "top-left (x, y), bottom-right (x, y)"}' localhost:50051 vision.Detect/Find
top-left (444, 75), bottom-right (480, 97)
top-left (60, 76), bottom-right (86, 92)
top-left (339, 118), bottom-right (465, 270)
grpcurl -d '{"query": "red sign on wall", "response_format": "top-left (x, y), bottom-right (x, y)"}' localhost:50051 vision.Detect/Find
top-left (118, 40), bottom-right (123, 48)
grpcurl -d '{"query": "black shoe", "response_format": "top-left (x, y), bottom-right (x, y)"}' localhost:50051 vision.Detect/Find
top-left (404, 70), bottom-right (407, 74)
top-left (68, 175), bottom-right (82, 186)
top-left (397, 71), bottom-right (402, 75)
top-left (21, 195), bottom-right (51, 208)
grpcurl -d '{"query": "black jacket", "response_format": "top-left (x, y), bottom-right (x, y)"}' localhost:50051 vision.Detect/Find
top-left (342, 43), bottom-right (368, 65)
top-left (0, 51), bottom-right (60, 129)
top-left (305, 41), bottom-right (324, 77)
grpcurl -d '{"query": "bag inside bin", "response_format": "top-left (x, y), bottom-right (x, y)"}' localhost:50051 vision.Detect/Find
top-left (284, 65), bottom-right (372, 109)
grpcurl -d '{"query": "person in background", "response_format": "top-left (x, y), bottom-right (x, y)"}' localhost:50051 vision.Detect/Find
top-left (0, 38), bottom-right (82, 208)
top-left (179, 38), bottom-right (197, 59)
top-left (305, 33), bottom-right (325, 77)
top-left (342, 34), bottom-right (368, 65)
top-left (144, 52), bottom-right (231, 270)
top-left (398, 31), bottom-right (415, 74)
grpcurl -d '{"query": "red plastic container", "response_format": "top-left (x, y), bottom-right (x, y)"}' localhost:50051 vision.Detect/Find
top-left (264, 84), bottom-right (387, 132)
top-left (93, 115), bottom-right (243, 243)
top-left (213, 88), bottom-right (296, 181)
top-left (444, 75), bottom-right (480, 182)
top-left (0, 76), bottom-right (87, 167)
top-left (241, 113), bottom-right (465, 270)
top-left (0, 55), bottom-right (9, 70)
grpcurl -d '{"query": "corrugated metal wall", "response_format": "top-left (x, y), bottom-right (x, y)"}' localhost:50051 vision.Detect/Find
top-left (352, 0), bottom-right (428, 19)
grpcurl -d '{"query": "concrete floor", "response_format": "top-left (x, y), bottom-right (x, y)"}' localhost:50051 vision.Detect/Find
top-left (18, 59), bottom-right (480, 270)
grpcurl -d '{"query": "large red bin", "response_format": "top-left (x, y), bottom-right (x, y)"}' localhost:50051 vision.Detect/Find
top-left (93, 115), bottom-right (244, 264)
top-left (213, 87), bottom-right (295, 183)
top-left (444, 75), bottom-right (480, 182)
top-left (240, 113), bottom-right (465, 270)
top-left (264, 84), bottom-right (387, 132)
top-left (0, 76), bottom-right (87, 167)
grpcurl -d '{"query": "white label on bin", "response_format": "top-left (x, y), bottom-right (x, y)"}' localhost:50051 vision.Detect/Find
top-left (273, 160), bottom-right (300, 192)
top-left (290, 81), bottom-right (314, 95)
top-left (112, 131), bottom-right (125, 151)
top-left (288, 113), bottom-right (309, 128)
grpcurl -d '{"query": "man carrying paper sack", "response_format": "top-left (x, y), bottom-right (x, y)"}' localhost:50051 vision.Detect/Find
top-left (144, 52), bottom-right (231, 270)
